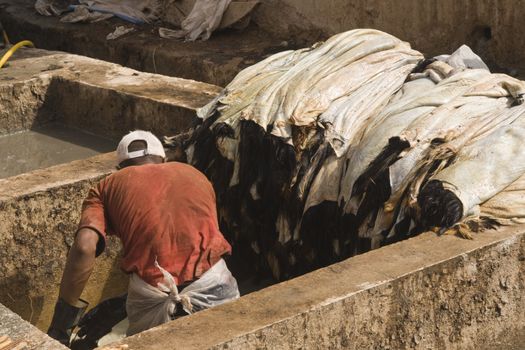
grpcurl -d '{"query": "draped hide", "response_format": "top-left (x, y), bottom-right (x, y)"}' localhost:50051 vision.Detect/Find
top-left (165, 29), bottom-right (525, 280)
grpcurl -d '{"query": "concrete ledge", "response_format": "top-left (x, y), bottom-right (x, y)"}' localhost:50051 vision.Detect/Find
top-left (0, 152), bottom-right (115, 201)
top-left (0, 48), bottom-right (220, 137)
top-left (0, 303), bottom-right (66, 349)
top-left (102, 227), bottom-right (525, 349)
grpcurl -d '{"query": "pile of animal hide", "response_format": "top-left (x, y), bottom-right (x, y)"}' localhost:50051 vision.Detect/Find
top-left (166, 29), bottom-right (525, 280)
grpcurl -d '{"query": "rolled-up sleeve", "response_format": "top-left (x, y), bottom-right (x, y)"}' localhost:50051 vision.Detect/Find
top-left (77, 181), bottom-right (108, 256)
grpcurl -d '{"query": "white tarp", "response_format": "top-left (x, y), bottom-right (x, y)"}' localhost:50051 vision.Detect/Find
top-left (159, 0), bottom-right (232, 41)
top-left (159, 0), bottom-right (259, 41)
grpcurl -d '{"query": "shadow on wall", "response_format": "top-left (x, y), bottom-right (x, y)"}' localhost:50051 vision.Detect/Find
top-left (96, 239), bottom-right (129, 309)
top-left (39, 77), bottom-right (200, 141)
top-left (0, 234), bottom-right (128, 331)
top-left (0, 272), bottom-right (45, 326)
top-left (252, 1), bottom-right (525, 77)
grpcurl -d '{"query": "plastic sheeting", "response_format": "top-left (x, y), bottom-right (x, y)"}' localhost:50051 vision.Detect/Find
top-left (159, 0), bottom-right (231, 41)
top-left (35, 0), bottom-right (257, 38)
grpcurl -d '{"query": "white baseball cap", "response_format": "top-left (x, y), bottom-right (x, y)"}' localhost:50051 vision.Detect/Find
top-left (116, 130), bottom-right (166, 165)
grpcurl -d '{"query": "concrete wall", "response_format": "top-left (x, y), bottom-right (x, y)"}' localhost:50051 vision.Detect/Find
top-left (0, 49), bottom-right (221, 139)
top-left (0, 49), bottom-right (220, 331)
top-left (0, 154), bottom-right (123, 331)
top-left (253, 0), bottom-right (525, 74)
top-left (0, 76), bottom-right (53, 135)
top-left (102, 228), bottom-right (525, 350)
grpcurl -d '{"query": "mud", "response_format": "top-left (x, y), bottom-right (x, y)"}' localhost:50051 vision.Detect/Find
top-left (0, 124), bottom-right (116, 179)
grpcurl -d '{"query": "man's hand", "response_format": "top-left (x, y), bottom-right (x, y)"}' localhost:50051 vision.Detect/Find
top-left (47, 298), bottom-right (88, 346)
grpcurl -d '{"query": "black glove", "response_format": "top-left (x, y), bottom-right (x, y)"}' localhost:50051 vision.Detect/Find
top-left (74, 294), bottom-right (127, 345)
top-left (47, 298), bottom-right (88, 347)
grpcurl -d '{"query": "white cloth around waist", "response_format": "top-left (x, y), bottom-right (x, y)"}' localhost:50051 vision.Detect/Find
top-left (126, 258), bottom-right (239, 336)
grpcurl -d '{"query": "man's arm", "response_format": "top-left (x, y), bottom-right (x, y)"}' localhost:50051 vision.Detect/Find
top-left (59, 228), bottom-right (100, 306)
top-left (48, 181), bottom-right (107, 346)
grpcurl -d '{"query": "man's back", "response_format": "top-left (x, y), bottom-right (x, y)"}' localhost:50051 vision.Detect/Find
top-left (47, 131), bottom-right (238, 346)
top-left (79, 162), bottom-right (232, 286)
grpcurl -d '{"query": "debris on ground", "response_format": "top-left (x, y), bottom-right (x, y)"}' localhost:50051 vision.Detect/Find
top-left (35, 0), bottom-right (161, 24)
top-left (60, 5), bottom-right (113, 23)
top-left (35, 0), bottom-right (70, 16)
top-left (106, 26), bottom-right (135, 40)
top-left (159, 0), bottom-right (232, 41)
top-left (0, 336), bottom-right (27, 350)
top-left (34, 0), bottom-right (259, 40)
top-left (165, 28), bottom-right (525, 280)
top-left (158, 0), bottom-right (259, 41)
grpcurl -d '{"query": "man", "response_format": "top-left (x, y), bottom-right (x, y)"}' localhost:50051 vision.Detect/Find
top-left (48, 130), bottom-right (239, 346)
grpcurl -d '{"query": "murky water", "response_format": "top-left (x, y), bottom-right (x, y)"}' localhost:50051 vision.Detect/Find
top-left (0, 124), bottom-right (116, 178)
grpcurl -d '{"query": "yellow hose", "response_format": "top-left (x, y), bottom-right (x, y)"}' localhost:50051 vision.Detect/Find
top-left (0, 40), bottom-right (35, 69)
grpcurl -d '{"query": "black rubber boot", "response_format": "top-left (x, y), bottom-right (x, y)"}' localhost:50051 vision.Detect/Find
top-left (47, 298), bottom-right (89, 347)
top-left (75, 294), bottom-right (127, 344)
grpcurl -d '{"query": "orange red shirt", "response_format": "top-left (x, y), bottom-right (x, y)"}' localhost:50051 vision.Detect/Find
top-left (77, 162), bottom-right (232, 287)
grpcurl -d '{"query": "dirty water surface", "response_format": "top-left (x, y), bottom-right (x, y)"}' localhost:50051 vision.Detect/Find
top-left (0, 124), bottom-right (116, 178)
